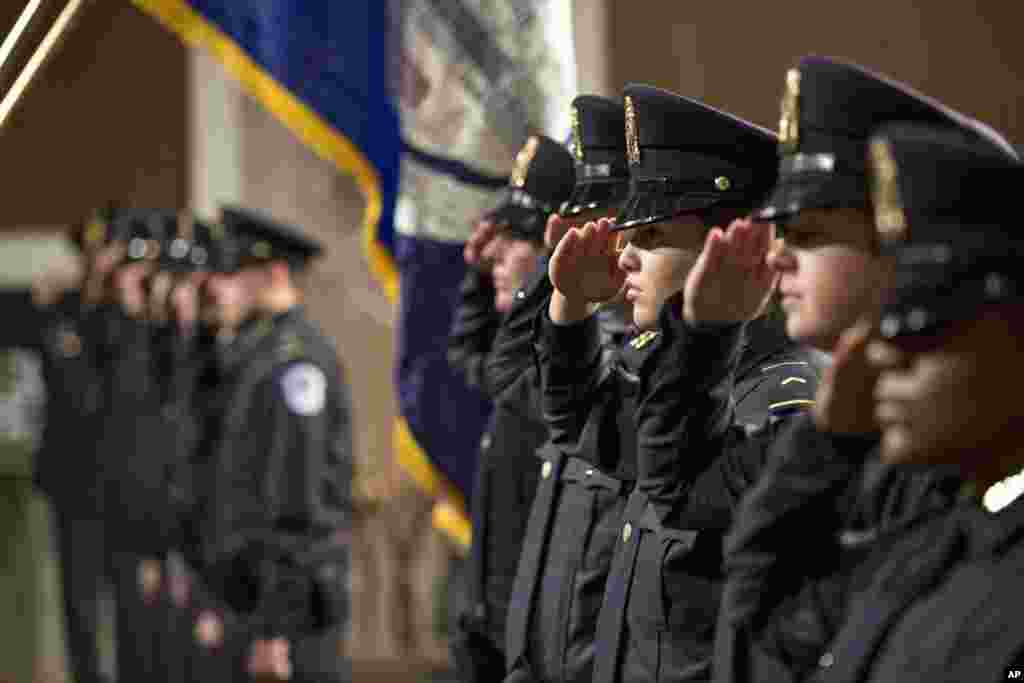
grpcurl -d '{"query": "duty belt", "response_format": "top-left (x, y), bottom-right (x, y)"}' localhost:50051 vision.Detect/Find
top-left (505, 447), bottom-right (630, 674)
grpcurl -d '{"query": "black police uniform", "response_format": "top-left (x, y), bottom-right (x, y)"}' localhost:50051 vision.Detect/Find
top-left (186, 207), bottom-right (351, 683)
top-left (713, 57), bottom-right (1019, 683)
top-left (87, 209), bottom-right (190, 683)
top-left (801, 124), bottom-right (1024, 683)
top-left (448, 135), bottom-right (576, 683)
top-left (587, 86), bottom-right (819, 683)
top-left (145, 216), bottom-right (233, 683)
top-left (0, 212), bottom-right (109, 683)
top-left (503, 298), bottom-right (644, 683)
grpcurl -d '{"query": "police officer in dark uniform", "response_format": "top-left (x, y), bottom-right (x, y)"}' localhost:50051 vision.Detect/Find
top-left (712, 57), bottom-right (1019, 683)
top-left (96, 208), bottom-right (187, 683)
top-left (187, 206), bottom-right (351, 683)
top-left (0, 207), bottom-right (121, 683)
top-left (145, 214), bottom-right (231, 683)
top-left (806, 123), bottom-right (1024, 683)
top-left (447, 134), bottom-right (576, 683)
top-left (580, 85), bottom-right (819, 683)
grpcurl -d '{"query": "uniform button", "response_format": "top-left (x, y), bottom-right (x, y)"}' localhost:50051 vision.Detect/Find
top-left (515, 290), bottom-right (526, 300)
top-left (480, 433), bottom-right (492, 451)
top-left (819, 652), bottom-right (835, 668)
top-left (541, 461), bottom-right (552, 479)
top-left (474, 603), bottom-right (487, 619)
top-left (622, 523), bottom-right (632, 543)
top-left (585, 468), bottom-right (594, 477)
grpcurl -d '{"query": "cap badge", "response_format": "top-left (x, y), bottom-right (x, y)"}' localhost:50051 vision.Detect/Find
top-left (625, 96), bottom-right (640, 166)
top-left (84, 216), bottom-right (106, 248)
top-left (715, 176), bottom-right (732, 191)
top-left (570, 106), bottom-right (583, 161)
top-left (779, 68), bottom-right (801, 153)
top-left (868, 139), bottom-right (908, 243)
top-left (511, 136), bottom-right (540, 188)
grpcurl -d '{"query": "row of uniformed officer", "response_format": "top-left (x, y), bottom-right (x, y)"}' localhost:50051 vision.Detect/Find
top-left (445, 53), bottom-right (1024, 683)
top-left (1, 205), bottom-right (353, 682)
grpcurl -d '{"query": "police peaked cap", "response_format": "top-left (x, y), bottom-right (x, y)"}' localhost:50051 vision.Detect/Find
top-left (612, 84), bottom-right (778, 231)
top-left (870, 123), bottom-right (1024, 340)
top-left (755, 55), bottom-right (1018, 222)
top-left (560, 95), bottom-right (631, 217)
top-left (221, 206), bottom-right (325, 269)
top-left (487, 135), bottom-right (576, 242)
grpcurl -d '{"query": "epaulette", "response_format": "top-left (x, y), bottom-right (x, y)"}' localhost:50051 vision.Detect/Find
top-left (629, 329), bottom-right (659, 349)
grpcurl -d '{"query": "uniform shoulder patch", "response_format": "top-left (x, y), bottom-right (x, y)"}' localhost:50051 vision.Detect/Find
top-left (280, 362), bottom-right (326, 416)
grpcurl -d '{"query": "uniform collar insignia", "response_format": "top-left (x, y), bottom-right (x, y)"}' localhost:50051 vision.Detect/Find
top-left (629, 329), bottom-right (659, 349)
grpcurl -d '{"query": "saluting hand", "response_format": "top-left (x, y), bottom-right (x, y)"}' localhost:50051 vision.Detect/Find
top-left (464, 219), bottom-right (498, 268)
top-left (683, 218), bottom-right (776, 325)
top-left (813, 319), bottom-right (880, 435)
top-left (549, 217), bottom-right (625, 307)
top-left (544, 213), bottom-right (572, 250)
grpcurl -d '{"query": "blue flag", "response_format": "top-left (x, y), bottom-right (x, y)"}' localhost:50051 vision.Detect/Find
top-left (133, 0), bottom-right (404, 297)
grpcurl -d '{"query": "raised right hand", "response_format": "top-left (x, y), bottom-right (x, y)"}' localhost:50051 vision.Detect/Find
top-left (548, 217), bottom-right (625, 306)
top-left (813, 320), bottom-right (880, 435)
top-left (463, 219), bottom-right (498, 267)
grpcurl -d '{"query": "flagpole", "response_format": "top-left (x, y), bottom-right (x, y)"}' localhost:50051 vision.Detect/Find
top-left (0, 0), bottom-right (45, 73)
top-left (0, 0), bottom-right (90, 130)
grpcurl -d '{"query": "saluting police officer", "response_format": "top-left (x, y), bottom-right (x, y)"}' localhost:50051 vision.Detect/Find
top-left (186, 207), bottom-right (352, 682)
top-left (713, 57), bottom-right (1019, 683)
top-left (447, 134), bottom-right (576, 683)
top-left (97, 208), bottom-right (191, 683)
top-left (543, 85), bottom-right (818, 683)
top-left (812, 122), bottom-right (1024, 683)
top-left (0, 207), bottom-right (124, 683)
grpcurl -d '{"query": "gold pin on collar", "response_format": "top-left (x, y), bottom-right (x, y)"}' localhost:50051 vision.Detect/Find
top-left (779, 68), bottom-right (801, 153)
top-left (625, 96), bottom-right (640, 166)
top-left (868, 139), bottom-right (908, 243)
top-left (511, 136), bottom-right (540, 187)
top-left (630, 330), bottom-right (659, 349)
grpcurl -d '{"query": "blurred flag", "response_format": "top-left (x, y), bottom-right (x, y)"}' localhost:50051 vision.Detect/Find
top-left (388, 0), bottom-right (575, 546)
top-left (133, 0), bottom-right (575, 547)
top-left (132, 0), bottom-right (404, 297)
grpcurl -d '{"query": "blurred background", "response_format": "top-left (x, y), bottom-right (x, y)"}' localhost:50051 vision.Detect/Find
top-left (0, 1), bottom-right (1021, 681)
